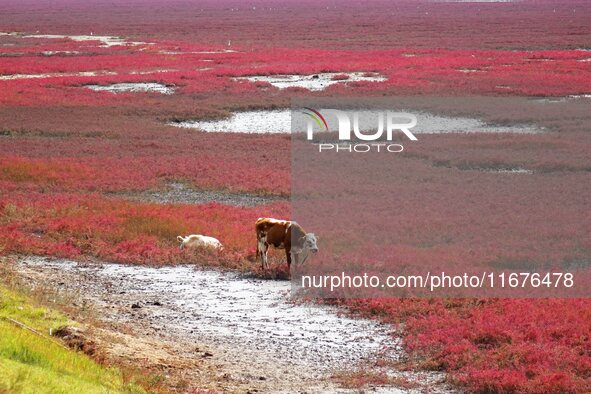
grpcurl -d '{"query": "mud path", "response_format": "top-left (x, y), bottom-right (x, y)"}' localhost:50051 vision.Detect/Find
top-left (15, 256), bottom-right (450, 393)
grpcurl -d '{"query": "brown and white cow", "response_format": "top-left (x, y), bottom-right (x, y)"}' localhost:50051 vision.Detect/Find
top-left (255, 217), bottom-right (318, 270)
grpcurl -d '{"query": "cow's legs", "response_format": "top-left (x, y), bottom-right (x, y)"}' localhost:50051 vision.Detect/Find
top-left (257, 235), bottom-right (268, 270)
top-left (260, 244), bottom-right (267, 270)
top-left (286, 249), bottom-right (292, 270)
top-left (259, 241), bottom-right (269, 271)
top-left (262, 243), bottom-right (270, 270)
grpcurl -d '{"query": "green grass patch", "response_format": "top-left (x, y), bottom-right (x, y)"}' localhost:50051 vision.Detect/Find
top-left (0, 286), bottom-right (146, 394)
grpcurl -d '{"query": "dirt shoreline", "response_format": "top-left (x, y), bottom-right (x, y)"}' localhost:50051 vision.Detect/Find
top-left (11, 256), bottom-right (452, 393)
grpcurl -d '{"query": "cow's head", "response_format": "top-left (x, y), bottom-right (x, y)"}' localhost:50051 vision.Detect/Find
top-left (177, 235), bottom-right (186, 250)
top-left (294, 233), bottom-right (319, 266)
top-left (303, 233), bottom-right (319, 254)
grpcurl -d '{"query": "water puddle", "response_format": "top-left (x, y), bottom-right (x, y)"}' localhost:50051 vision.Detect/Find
top-left (0, 71), bottom-right (176, 81)
top-left (160, 49), bottom-right (237, 55)
top-left (0, 32), bottom-right (150, 47)
top-left (461, 167), bottom-right (534, 174)
top-left (170, 109), bottom-right (542, 134)
top-left (524, 58), bottom-right (554, 62)
top-left (0, 71), bottom-right (117, 80)
top-left (532, 95), bottom-right (591, 103)
top-left (457, 68), bottom-right (485, 73)
top-left (109, 182), bottom-right (285, 206)
top-left (85, 82), bottom-right (174, 94)
top-left (491, 168), bottom-right (533, 174)
top-left (0, 52), bottom-right (24, 57)
top-left (41, 50), bottom-right (81, 56)
top-left (233, 72), bottom-right (386, 91)
top-left (129, 69), bottom-right (177, 75)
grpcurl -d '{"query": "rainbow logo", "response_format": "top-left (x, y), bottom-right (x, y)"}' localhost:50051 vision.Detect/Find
top-left (302, 107), bottom-right (328, 131)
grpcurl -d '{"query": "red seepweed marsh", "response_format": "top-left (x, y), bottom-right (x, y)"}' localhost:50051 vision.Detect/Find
top-left (1, 1), bottom-right (591, 392)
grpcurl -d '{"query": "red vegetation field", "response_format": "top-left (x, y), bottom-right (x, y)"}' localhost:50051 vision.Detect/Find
top-left (1, 1), bottom-right (591, 392)
top-left (3, 0), bottom-right (591, 50)
top-left (0, 191), bottom-right (288, 267)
